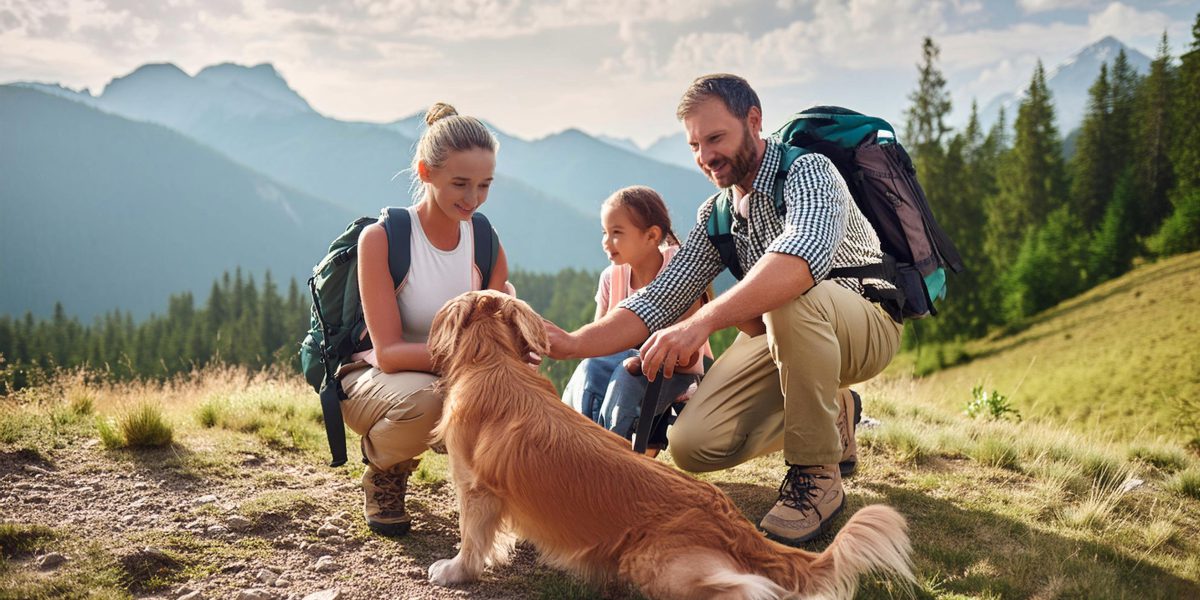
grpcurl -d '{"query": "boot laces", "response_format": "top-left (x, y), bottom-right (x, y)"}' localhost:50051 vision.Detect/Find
top-left (778, 464), bottom-right (829, 511)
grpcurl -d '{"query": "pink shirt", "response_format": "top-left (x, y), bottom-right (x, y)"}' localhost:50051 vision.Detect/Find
top-left (595, 246), bottom-right (710, 375)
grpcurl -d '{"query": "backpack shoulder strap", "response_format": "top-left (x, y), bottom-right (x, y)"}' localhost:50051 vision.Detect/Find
top-left (704, 190), bottom-right (745, 280)
top-left (771, 142), bottom-right (809, 217)
top-left (381, 207), bottom-right (412, 289)
top-left (470, 212), bottom-right (498, 289)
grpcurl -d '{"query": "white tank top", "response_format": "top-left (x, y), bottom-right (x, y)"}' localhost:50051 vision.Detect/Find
top-left (397, 205), bottom-right (481, 343)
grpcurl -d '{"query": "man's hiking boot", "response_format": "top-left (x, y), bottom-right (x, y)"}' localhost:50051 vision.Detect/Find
top-left (759, 463), bottom-right (845, 545)
top-left (838, 389), bottom-right (862, 476)
top-left (363, 459), bottom-right (418, 537)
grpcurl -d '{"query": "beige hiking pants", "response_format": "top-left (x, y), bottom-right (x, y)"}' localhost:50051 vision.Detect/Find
top-left (339, 367), bottom-right (441, 473)
top-left (668, 281), bottom-right (902, 470)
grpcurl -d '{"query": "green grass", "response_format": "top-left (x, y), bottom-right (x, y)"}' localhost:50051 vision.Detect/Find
top-left (896, 251), bottom-right (1200, 444)
top-left (1168, 468), bottom-right (1200, 500)
top-left (0, 523), bottom-right (59, 559)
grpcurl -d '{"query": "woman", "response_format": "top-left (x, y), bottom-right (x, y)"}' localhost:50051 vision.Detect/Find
top-left (340, 102), bottom-right (509, 536)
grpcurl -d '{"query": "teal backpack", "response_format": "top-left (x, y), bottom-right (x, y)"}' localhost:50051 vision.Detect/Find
top-left (300, 207), bottom-right (498, 466)
top-left (705, 106), bottom-right (963, 320)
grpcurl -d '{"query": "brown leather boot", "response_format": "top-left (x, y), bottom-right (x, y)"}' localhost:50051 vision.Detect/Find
top-left (362, 458), bottom-right (418, 537)
top-left (759, 463), bottom-right (845, 545)
top-left (838, 389), bottom-right (861, 476)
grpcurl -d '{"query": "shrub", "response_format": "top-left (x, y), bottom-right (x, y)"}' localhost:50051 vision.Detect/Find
top-left (970, 434), bottom-right (1021, 470)
top-left (965, 385), bottom-right (1021, 421)
top-left (195, 399), bottom-right (224, 428)
top-left (121, 403), bottom-right (173, 448)
top-left (96, 416), bottom-right (123, 449)
top-left (1167, 468), bottom-right (1200, 500)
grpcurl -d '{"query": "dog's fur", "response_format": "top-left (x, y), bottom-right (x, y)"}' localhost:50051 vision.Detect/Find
top-left (426, 290), bottom-right (914, 600)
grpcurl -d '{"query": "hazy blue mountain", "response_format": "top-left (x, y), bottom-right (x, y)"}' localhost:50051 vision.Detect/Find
top-left (980, 36), bottom-right (1152, 133)
top-left (0, 85), bottom-right (355, 320)
top-left (595, 134), bottom-right (642, 155)
top-left (644, 132), bottom-right (695, 171)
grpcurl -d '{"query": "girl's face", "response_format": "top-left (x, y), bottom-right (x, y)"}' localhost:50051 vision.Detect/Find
top-left (601, 204), bottom-right (661, 266)
top-left (421, 148), bottom-right (496, 221)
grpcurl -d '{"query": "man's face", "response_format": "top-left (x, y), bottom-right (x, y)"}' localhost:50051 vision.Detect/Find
top-left (682, 97), bottom-right (761, 190)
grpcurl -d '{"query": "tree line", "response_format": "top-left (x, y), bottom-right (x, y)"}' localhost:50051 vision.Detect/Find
top-left (906, 17), bottom-right (1200, 346)
top-left (4, 16), bottom-right (1199, 391)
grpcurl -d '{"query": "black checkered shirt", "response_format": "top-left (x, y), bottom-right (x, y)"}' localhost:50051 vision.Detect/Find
top-left (620, 140), bottom-right (889, 332)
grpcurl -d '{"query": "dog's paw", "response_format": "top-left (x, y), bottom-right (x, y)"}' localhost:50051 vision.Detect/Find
top-left (429, 557), bottom-right (472, 586)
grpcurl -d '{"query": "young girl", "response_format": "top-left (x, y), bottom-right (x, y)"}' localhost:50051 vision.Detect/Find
top-left (565, 186), bottom-right (710, 446)
top-left (340, 102), bottom-right (509, 537)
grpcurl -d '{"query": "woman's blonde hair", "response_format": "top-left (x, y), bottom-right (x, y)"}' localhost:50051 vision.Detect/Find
top-left (410, 102), bottom-right (499, 200)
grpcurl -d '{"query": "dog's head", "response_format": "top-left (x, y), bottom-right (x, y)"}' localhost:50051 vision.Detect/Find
top-left (428, 290), bottom-right (549, 376)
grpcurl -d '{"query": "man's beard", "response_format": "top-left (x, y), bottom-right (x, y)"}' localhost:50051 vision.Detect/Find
top-left (709, 126), bottom-right (758, 189)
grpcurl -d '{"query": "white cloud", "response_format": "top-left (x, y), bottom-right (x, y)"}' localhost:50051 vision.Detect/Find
top-left (1087, 2), bottom-right (1173, 41)
top-left (1017, 0), bottom-right (1097, 14)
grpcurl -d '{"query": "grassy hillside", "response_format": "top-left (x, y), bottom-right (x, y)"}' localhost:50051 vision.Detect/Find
top-left (897, 251), bottom-right (1200, 445)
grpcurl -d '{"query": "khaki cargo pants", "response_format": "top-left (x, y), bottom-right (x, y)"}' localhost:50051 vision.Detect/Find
top-left (668, 281), bottom-right (902, 470)
top-left (339, 367), bottom-right (442, 472)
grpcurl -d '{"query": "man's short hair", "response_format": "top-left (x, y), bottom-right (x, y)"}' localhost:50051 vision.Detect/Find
top-left (676, 74), bottom-right (762, 121)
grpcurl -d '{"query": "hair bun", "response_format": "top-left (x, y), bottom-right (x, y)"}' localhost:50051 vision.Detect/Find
top-left (425, 102), bottom-right (459, 126)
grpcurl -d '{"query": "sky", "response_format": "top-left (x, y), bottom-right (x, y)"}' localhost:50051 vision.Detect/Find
top-left (0, 0), bottom-right (1194, 146)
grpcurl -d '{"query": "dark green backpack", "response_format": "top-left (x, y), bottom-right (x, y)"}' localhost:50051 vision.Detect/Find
top-left (705, 106), bottom-right (963, 320)
top-left (300, 207), bottom-right (498, 466)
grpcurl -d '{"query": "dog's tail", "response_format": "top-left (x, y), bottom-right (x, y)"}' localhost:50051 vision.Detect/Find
top-left (700, 570), bottom-right (791, 600)
top-left (801, 504), bottom-right (915, 599)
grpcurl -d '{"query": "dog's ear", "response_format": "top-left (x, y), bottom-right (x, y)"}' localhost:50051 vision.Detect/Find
top-left (502, 297), bottom-right (549, 357)
top-left (428, 293), bottom-right (474, 372)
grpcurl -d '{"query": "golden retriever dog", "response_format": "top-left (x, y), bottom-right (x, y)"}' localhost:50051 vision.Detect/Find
top-left (426, 290), bottom-right (914, 600)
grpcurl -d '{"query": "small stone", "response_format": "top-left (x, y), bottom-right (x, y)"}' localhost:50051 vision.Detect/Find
top-left (177, 592), bottom-right (202, 600)
top-left (194, 494), bottom-right (218, 505)
top-left (78, 485), bottom-right (95, 494)
top-left (83, 439), bottom-right (100, 448)
top-left (325, 517), bottom-right (349, 529)
top-left (256, 568), bottom-right (278, 583)
top-left (312, 555), bottom-right (337, 573)
top-left (120, 514), bottom-right (136, 523)
top-left (298, 541), bottom-right (308, 550)
top-left (302, 590), bottom-right (342, 600)
top-left (235, 590), bottom-right (275, 600)
top-left (334, 511), bottom-right (351, 521)
top-left (142, 546), bottom-right (168, 559)
top-left (306, 543), bottom-right (335, 556)
top-left (273, 577), bottom-right (290, 588)
top-left (316, 524), bottom-right (340, 537)
top-left (226, 515), bottom-right (253, 530)
top-left (362, 554), bottom-right (377, 564)
top-left (1121, 478), bottom-right (1145, 493)
top-left (133, 481), bottom-right (150, 489)
top-left (222, 561), bottom-right (247, 573)
top-left (324, 535), bottom-right (345, 545)
top-left (206, 525), bottom-right (229, 535)
top-left (23, 465), bottom-right (53, 476)
top-left (37, 552), bottom-right (67, 569)
top-left (173, 585), bottom-right (195, 596)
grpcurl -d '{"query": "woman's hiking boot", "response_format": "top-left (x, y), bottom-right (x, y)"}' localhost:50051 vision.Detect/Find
top-left (758, 463), bottom-right (845, 545)
top-left (838, 389), bottom-right (861, 476)
top-left (363, 458), bottom-right (418, 537)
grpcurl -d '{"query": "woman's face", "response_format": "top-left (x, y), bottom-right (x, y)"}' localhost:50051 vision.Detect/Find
top-left (423, 147), bottom-right (496, 221)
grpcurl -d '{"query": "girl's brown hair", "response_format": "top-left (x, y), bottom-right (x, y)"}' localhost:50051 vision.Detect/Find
top-left (602, 186), bottom-right (680, 248)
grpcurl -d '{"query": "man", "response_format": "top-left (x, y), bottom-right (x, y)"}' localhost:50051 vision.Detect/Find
top-left (545, 73), bottom-right (902, 544)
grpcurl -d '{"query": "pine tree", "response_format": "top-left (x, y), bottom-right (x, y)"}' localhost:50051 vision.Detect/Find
top-left (986, 61), bottom-right (1068, 269)
top-left (1086, 168), bottom-right (1138, 284)
top-left (1070, 63), bottom-right (1117, 230)
top-left (1128, 41), bottom-right (1175, 237)
top-left (905, 37), bottom-right (953, 153)
top-left (1169, 13), bottom-right (1200, 205)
